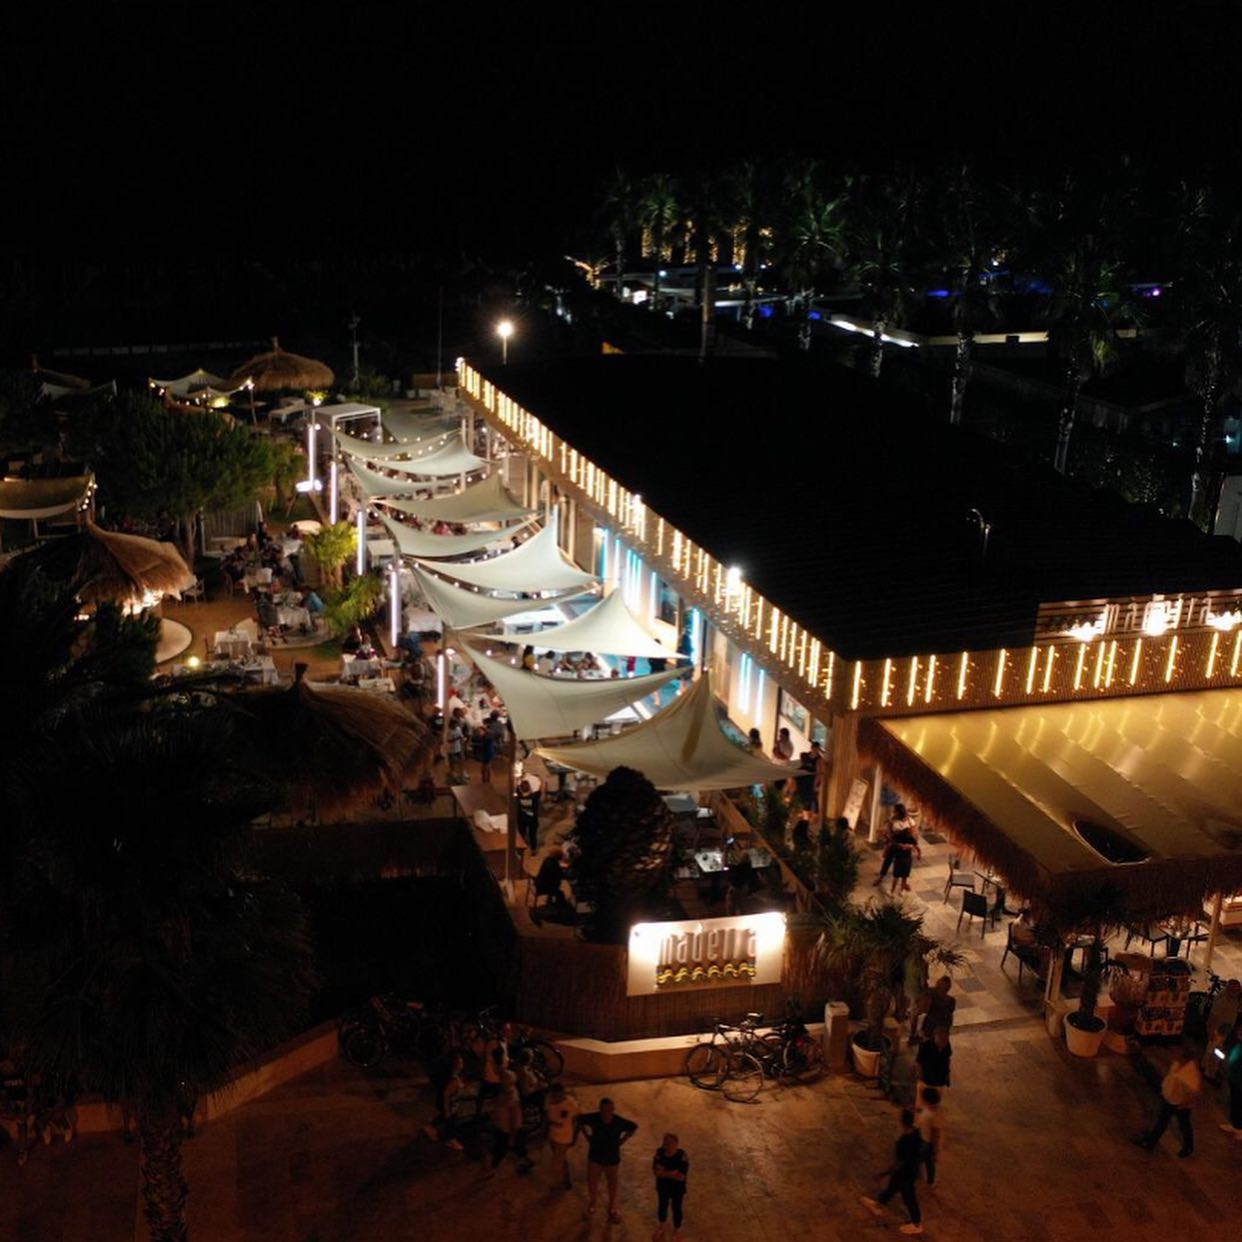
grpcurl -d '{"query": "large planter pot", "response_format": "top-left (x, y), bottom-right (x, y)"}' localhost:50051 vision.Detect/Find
top-left (1065, 1011), bottom-right (1107, 1058)
top-left (851, 1032), bottom-right (891, 1079)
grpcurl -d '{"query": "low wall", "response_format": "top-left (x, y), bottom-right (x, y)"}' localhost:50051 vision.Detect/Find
top-left (515, 923), bottom-right (838, 1041)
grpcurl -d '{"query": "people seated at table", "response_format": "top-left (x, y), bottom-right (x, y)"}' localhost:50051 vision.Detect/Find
top-left (305, 590), bottom-right (325, 615)
top-left (342, 625), bottom-right (364, 654)
top-left (521, 645), bottom-right (537, 671)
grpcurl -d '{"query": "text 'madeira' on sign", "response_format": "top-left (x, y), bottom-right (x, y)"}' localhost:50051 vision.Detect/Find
top-left (625, 913), bottom-right (786, 997)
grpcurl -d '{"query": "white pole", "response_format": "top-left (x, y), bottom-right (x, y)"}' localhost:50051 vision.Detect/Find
top-left (389, 560), bottom-right (401, 649)
top-left (329, 459), bottom-right (339, 525)
top-left (1204, 891), bottom-right (1224, 973)
top-left (356, 506), bottom-right (367, 576)
top-left (867, 762), bottom-right (884, 844)
top-left (306, 420), bottom-right (317, 490)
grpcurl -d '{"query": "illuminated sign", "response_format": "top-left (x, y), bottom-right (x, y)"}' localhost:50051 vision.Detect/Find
top-left (626, 913), bottom-right (786, 996)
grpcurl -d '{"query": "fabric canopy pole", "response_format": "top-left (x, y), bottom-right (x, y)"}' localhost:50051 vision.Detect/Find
top-left (410, 564), bottom-right (593, 630)
top-left (536, 672), bottom-right (795, 790)
top-left (487, 589), bottom-right (686, 662)
top-left (414, 522), bottom-right (597, 595)
top-left (379, 513), bottom-right (533, 559)
top-left (468, 647), bottom-right (684, 740)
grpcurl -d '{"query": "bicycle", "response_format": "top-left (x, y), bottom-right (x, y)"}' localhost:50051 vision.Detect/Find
top-left (764, 1007), bottom-right (825, 1084)
top-left (456, 1005), bottom-right (567, 1082)
top-left (684, 1015), bottom-right (768, 1102)
top-left (338, 994), bottom-right (448, 1070)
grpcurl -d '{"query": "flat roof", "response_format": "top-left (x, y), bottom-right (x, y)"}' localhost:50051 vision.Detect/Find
top-left (477, 354), bottom-right (1242, 660)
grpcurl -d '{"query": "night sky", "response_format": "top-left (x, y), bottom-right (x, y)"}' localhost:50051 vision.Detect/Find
top-left (5, 4), bottom-right (1239, 267)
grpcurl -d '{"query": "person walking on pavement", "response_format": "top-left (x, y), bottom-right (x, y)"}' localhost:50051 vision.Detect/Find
top-left (652, 1132), bottom-right (689, 1241)
top-left (1138, 1042), bottom-right (1202, 1158)
top-left (1218, 1037), bottom-right (1242, 1139)
top-left (915, 1087), bottom-right (944, 1186)
top-left (861, 1108), bottom-right (925, 1235)
top-left (873, 803), bottom-right (905, 887)
top-left (482, 1071), bottom-right (530, 1178)
top-left (544, 1083), bottom-right (580, 1188)
top-left (915, 1026), bottom-right (953, 1107)
top-left (577, 1097), bottom-right (638, 1223)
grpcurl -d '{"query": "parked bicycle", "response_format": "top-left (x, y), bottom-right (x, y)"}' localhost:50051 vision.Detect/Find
top-left (338, 994), bottom-right (448, 1069)
top-left (684, 1015), bottom-right (768, 1102)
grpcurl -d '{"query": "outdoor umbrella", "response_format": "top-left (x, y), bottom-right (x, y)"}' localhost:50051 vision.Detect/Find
top-left (234, 664), bottom-right (434, 818)
top-left (31, 519), bottom-right (195, 606)
top-left (231, 336), bottom-right (335, 393)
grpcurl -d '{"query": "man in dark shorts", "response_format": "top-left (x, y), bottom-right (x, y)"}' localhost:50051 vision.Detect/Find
top-left (577, 1097), bottom-right (638, 1223)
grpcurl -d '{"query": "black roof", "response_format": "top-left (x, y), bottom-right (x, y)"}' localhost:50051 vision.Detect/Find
top-left (478, 354), bottom-right (1242, 661)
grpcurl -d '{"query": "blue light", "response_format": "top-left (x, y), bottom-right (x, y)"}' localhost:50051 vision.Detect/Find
top-left (808, 310), bottom-right (822, 321)
top-left (927, 288), bottom-right (950, 299)
top-left (758, 304), bottom-right (773, 319)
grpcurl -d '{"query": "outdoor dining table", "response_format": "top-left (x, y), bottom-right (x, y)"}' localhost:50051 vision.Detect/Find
top-left (213, 630), bottom-right (252, 659)
top-left (341, 654), bottom-right (384, 681)
top-left (242, 567), bottom-right (273, 592)
top-left (356, 675), bottom-right (396, 693)
top-left (276, 604), bottom-right (311, 629)
top-left (239, 657), bottom-right (278, 686)
top-left (693, 848), bottom-right (774, 875)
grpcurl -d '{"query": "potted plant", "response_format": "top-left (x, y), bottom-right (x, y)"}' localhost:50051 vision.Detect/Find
top-left (816, 900), bottom-right (961, 1078)
top-left (1051, 884), bottom-right (1127, 1058)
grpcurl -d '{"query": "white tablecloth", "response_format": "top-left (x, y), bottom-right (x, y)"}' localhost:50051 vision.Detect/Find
top-left (240, 657), bottom-right (278, 686)
top-left (342, 654), bottom-right (383, 681)
top-left (214, 631), bottom-right (252, 659)
top-left (277, 605), bottom-right (311, 629)
top-left (404, 606), bottom-right (443, 635)
top-left (242, 567), bottom-right (273, 591)
top-left (357, 675), bottom-right (396, 694)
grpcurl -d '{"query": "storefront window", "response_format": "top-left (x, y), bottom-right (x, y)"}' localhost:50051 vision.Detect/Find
top-left (654, 575), bottom-right (678, 625)
top-left (778, 689), bottom-right (809, 737)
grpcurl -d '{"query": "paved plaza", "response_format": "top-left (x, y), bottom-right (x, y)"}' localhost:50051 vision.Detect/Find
top-left (3, 1013), bottom-right (1241, 1242)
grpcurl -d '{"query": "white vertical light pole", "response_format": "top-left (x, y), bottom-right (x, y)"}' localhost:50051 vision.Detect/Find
top-left (389, 560), bottom-right (401, 650)
top-left (496, 318), bottom-right (514, 366)
top-left (306, 420), bottom-right (317, 491)
top-left (329, 459), bottom-right (339, 525)
top-left (356, 506), bottom-right (367, 576)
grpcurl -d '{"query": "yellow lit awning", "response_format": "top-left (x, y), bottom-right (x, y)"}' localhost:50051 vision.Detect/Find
top-left (860, 689), bottom-right (1242, 918)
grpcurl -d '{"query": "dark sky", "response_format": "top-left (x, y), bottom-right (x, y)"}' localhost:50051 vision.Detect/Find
top-left (4, 3), bottom-right (1240, 265)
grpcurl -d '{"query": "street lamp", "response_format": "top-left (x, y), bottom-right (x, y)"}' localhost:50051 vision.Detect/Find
top-left (496, 319), bottom-right (514, 365)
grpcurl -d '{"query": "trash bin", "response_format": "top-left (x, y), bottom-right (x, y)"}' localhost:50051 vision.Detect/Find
top-left (824, 1000), bottom-right (851, 1072)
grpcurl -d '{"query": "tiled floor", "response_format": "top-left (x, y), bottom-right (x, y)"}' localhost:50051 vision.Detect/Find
top-left (5, 1023), bottom-right (1242, 1242)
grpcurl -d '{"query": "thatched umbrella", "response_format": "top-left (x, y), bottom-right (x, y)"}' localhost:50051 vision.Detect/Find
top-left (32, 520), bottom-right (195, 606)
top-left (231, 337), bottom-right (335, 393)
top-left (234, 664), bottom-right (434, 819)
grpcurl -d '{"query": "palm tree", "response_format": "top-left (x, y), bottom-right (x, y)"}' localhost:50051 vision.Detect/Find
top-left (303, 519), bottom-right (357, 590)
top-left (599, 166), bottom-right (638, 301)
top-left (936, 167), bottom-right (1007, 424)
top-left (727, 161), bottom-right (775, 330)
top-left (571, 766), bottom-right (674, 944)
top-left (776, 160), bottom-right (842, 350)
top-left (1163, 187), bottom-right (1242, 524)
top-left (639, 174), bottom-right (680, 309)
top-left (1042, 235), bottom-right (1131, 474)
top-left (0, 564), bottom-right (316, 1242)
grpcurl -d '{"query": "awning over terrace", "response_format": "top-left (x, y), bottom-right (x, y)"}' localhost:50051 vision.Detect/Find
top-left (348, 437), bottom-right (487, 479)
top-left (411, 565), bottom-right (592, 629)
top-left (536, 672), bottom-right (794, 790)
top-left (859, 689), bottom-right (1242, 919)
top-left (468, 648), bottom-right (683, 740)
top-left (377, 472), bottom-right (533, 524)
top-left (383, 408), bottom-right (459, 444)
top-left (489, 588), bottom-right (685, 662)
top-left (379, 513), bottom-right (531, 559)
top-left (0, 474), bottom-right (92, 520)
top-left (415, 522), bottom-right (597, 595)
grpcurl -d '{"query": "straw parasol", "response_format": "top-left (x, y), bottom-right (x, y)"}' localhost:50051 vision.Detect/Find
top-left (234, 664), bottom-right (433, 818)
top-left (31, 520), bottom-right (195, 606)
top-left (231, 337), bottom-right (335, 393)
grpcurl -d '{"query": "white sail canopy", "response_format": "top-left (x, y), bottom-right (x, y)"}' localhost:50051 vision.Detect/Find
top-left (150, 369), bottom-right (242, 399)
top-left (536, 673), bottom-right (795, 790)
top-left (384, 408), bottom-right (459, 443)
top-left (0, 474), bottom-right (93, 520)
top-left (490, 589), bottom-right (685, 661)
top-left (344, 455), bottom-right (422, 498)
top-left (415, 522), bottom-right (597, 594)
top-left (378, 472), bottom-right (534, 524)
top-left (334, 427), bottom-right (456, 461)
top-left (411, 565), bottom-right (593, 629)
top-left (380, 513), bottom-right (532, 559)
top-left (347, 437), bottom-right (487, 478)
top-left (468, 648), bottom-right (683, 740)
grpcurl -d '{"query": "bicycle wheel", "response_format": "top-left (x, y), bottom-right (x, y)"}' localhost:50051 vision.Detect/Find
top-left (755, 1034), bottom-right (786, 1078)
top-left (340, 1023), bottom-right (386, 1069)
top-left (684, 1042), bottom-right (727, 1089)
top-left (528, 1039), bottom-right (565, 1081)
top-left (722, 1051), bottom-right (764, 1103)
top-left (782, 1035), bottom-right (824, 1083)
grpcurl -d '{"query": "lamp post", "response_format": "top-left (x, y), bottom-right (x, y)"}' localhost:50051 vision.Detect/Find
top-left (329, 459), bottom-right (339, 525)
top-left (356, 506), bottom-right (367, 576)
top-left (496, 319), bottom-right (514, 366)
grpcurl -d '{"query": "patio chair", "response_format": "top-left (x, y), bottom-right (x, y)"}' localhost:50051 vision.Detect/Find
top-left (943, 856), bottom-right (975, 904)
top-left (957, 889), bottom-right (990, 938)
top-left (1000, 923), bottom-right (1044, 984)
top-left (181, 577), bottom-right (205, 603)
top-left (1124, 922), bottom-right (1170, 954)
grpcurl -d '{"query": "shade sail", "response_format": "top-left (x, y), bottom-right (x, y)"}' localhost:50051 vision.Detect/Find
top-left (0, 475), bottom-right (92, 520)
top-left (318, 402), bottom-right (381, 426)
top-left (860, 689), bottom-right (1242, 919)
top-left (344, 454), bottom-right (421, 498)
top-left (536, 673), bottom-right (795, 790)
top-left (415, 522), bottom-right (597, 594)
top-left (489, 589), bottom-right (685, 661)
top-left (411, 565), bottom-right (592, 629)
top-left (150, 369), bottom-right (242, 399)
top-left (384, 408), bottom-right (458, 443)
top-left (379, 513), bottom-right (531, 559)
top-left (378, 473), bottom-right (533, 524)
top-left (335, 426), bottom-right (455, 461)
top-left (468, 648), bottom-right (683, 740)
